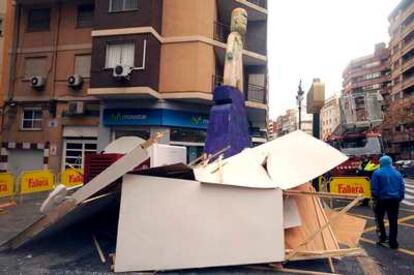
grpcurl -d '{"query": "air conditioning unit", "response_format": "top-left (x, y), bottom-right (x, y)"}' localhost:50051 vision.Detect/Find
top-left (67, 101), bottom-right (85, 116)
top-left (30, 76), bottom-right (46, 90)
top-left (113, 64), bottom-right (132, 80)
top-left (67, 74), bottom-right (83, 89)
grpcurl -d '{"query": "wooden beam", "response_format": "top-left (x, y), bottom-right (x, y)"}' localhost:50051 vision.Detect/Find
top-left (284, 189), bottom-right (363, 200)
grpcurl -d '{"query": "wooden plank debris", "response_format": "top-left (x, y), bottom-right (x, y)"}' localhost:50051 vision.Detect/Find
top-left (286, 187), bottom-right (363, 260)
top-left (92, 234), bottom-right (106, 263)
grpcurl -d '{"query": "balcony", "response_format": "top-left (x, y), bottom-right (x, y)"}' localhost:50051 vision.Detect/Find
top-left (402, 37), bottom-right (414, 56)
top-left (349, 63), bottom-right (390, 79)
top-left (402, 56), bottom-right (414, 72)
top-left (349, 76), bottom-right (390, 90)
top-left (402, 19), bottom-right (414, 39)
top-left (402, 74), bottom-right (414, 90)
top-left (211, 74), bottom-right (267, 105)
top-left (213, 21), bottom-right (267, 56)
top-left (217, 0), bottom-right (267, 23)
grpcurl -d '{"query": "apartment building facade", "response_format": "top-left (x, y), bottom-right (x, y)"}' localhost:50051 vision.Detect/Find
top-left (269, 109), bottom-right (297, 138)
top-left (320, 94), bottom-right (340, 141)
top-left (385, 0), bottom-right (414, 159)
top-left (343, 43), bottom-right (390, 98)
top-left (1, 0), bottom-right (268, 175)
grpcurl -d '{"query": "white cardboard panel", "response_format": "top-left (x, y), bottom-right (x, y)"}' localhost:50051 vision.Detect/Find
top-left (115, 175), bottom-right (284, 272)
top-left (194, 130), bottom-right (347, 190)
top-left (283, 197), bottom-right (302, 229)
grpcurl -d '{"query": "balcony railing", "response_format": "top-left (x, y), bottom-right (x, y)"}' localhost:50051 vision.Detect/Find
top-left (213, 21), bottom-right (267, 56)
top-left (246, 0), bottom-right (267, 9)
top-left (212, 75), bottom-right (267, 104)
top-left (246, 83), bottom-right (267, 104)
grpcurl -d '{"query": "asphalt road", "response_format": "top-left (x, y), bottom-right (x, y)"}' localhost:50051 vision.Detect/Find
top-left (0, 184), bottom-right (413, 275)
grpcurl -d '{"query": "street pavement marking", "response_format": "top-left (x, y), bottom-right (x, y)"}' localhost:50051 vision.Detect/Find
top-left (363, 214), bottom-right (414, 233)
top-left (348, 213), bottom-right (376, 220)
top-left (399, 222), bottom-right (414, 228)
top-left (360, 237), bottom-right (414, 257)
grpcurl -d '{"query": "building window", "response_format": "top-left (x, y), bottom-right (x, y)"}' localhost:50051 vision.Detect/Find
top-left (77, 4), bottom-right (94, 28)
top-left (27, 8), bottom-right (51, 31)
top-left (105, 43), bottom-right (135, 68)
top-left (63, 138), bottom-right (97, 170)
top-left (24, 57), bottom-right (47, 78)
top-left (74, 54), bottom-right (91, 77)
top-left (0, 16), bottom-right (3, 37)
top-left (21, 108), bottom-right (43, 130)
top-left (109, 0), bottom-right (138, 12)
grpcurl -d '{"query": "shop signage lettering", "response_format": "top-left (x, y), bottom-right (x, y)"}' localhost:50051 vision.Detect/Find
top-left (329, 177), bottom-right (371, 199)
top-left (337, 184), bottom-right (365, 194)
top-left (61, 169), bottom-right (84, 187)
top-left (0, 173), bottom-right (14, 198)
top-left (20, 170), bottom-right (54, 194)
top-left (28, 178), bottom-right (49, 188)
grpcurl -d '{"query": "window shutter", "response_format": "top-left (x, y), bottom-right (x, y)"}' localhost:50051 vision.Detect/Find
top-left (75, 55), bottom-right (91, 77)
top-left (25, 57), bottom-right (47, 78)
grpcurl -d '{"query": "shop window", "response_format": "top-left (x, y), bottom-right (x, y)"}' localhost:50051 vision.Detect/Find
top-left (170, 128), bottom-right (207, 143)
top-left (109, 0), bottom-right (138, 12)
top-left (77, 4), bottom-right (94, 28)
top-left (27, 8), bottom-right (50, 31)
top-left (24, 57), bottom-right (47, 78)
top-left (21, 108), bottom-right (43, 130)
top-left (74, 54), bottom-right (91, 77)
top-left (105, 43), bottom-right (135, 68)
top-left (63, 138), bottom-right (97, 170)
top-left (114, 128), bottom-right (150, 140)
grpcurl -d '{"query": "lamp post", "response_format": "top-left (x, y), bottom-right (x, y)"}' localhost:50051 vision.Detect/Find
top-left (296, 80), bottom-right (304, 130)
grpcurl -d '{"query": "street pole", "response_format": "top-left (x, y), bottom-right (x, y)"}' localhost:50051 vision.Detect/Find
top-left (296, 80), bottom-right (304, 130)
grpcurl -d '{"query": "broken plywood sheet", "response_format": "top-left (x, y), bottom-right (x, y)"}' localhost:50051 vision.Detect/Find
top-left (194, 130), bottom-right (347, 190)
top-left (5, 143), bottom-right (149, 250)
top-left (283, 197), bottom-right (302, 229)
top-left (325, 210), bottom-right (366, 247)
top-left (115, 175), bottom-right (285, 272)
top-left (285, 183), bottom-right (339, 252)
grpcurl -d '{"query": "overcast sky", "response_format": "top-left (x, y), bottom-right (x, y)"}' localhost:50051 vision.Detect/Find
top-left (267, 0), bottom-right (400, 119)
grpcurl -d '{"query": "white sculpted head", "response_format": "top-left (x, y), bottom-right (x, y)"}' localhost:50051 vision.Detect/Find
top-left (230, 8), bottom-right (248, 36)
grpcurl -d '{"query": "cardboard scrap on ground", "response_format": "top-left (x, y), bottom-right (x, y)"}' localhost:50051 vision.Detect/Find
top-left (325, 209), bottom-right (367, 248)
top-left (115, 175), bottom-right (285, 272)
top-left (194, 130), bottom-right (348, 190)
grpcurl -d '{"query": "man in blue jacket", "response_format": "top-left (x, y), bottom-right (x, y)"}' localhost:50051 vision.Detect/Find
top-left (371, 155), bottom-right (405, 249)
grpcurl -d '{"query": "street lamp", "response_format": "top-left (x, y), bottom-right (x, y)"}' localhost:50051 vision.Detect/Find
top-left (296, 80), bottom-right (304, 130)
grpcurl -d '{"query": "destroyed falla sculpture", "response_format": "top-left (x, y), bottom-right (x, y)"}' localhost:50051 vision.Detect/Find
top-left (223, 8), bottom-right (248, 92)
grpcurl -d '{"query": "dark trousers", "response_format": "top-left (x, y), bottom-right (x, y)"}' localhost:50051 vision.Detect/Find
top-left (374, 198), bottom-right (400, 246)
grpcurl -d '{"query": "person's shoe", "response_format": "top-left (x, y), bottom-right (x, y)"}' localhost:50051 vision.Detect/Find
top-left (389, 242), bottom-right (399, 249)
top-left (376, 237), bottom-right (387, 246)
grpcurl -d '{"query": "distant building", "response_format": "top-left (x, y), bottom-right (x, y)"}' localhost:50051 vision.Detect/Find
top-left (320, 94), bottom-right (341, 141)
top-left (384, 0), bottom-right (414, 160)
top-left (269, 109), bottom-right (297, 138)
top-left (342, 43), bottom-right (391, 96)
top-left (299, 111), bottom-right (313, 136)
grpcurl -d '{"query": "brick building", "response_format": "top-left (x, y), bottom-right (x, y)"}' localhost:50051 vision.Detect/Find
top-left (385, 0), bottom-right (414, 160)
top-left (1, 0), bottom-right (268, 175)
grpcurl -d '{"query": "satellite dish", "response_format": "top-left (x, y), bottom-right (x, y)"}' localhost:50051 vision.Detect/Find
top-left (104, 136), bottom-right (146, 154)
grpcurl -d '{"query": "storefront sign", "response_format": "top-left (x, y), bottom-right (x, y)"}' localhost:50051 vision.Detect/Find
top-left (20, 170), bottom-right (54, 194)
top-left (61, 169), bottom-right (84, 187)
top-left (103, 109), bottom-right (209, 129)
top-left (0, 173), bottom-right (14, 198)
top-left (329, 177), bottom-right (371, 199)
